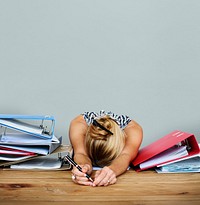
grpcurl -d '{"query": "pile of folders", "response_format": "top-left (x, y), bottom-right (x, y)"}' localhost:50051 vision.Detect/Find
top-left (132, 130), bottom-right (200, 173)
top-left (0, 114), bottom-right (71, 170)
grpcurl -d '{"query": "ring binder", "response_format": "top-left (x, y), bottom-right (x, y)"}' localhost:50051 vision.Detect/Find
top-left (0, 114), bottom-right (69, 170)
top-left (1, 145), bottom-right (73, 171)
top-left (132, 130), bottom-right (200, 171)
top-left (0, 114), bottom-right (55, 139)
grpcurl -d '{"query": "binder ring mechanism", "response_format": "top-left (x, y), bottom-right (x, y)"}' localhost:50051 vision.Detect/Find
top-left (39, 119), bottom-right (54, 136)
top-left (0, 115), bottom-right (55, 139)
top-left (177, 139), bottom-right (191, 151)
top-left (0, 126), bottom-right (7, 137)
top-left (58, 153), bottom-right (71, 166)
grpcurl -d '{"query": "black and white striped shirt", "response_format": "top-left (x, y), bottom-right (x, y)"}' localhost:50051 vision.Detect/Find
top-left (82, 110), bottom-right (131, 129)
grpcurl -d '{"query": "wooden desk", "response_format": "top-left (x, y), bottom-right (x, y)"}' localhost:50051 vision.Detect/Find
top-left (0, 169), bottom-right (199, 205)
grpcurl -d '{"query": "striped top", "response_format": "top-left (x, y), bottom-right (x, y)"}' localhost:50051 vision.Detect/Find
top-left (82, 110), bottom-right (131, 129)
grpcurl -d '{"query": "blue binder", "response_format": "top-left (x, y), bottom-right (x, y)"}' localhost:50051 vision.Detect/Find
top-left (0, 114), bottom-right (55, 139)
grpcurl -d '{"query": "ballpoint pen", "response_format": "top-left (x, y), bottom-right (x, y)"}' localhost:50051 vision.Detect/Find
top-left (64, 155), bottom-right (93, 182)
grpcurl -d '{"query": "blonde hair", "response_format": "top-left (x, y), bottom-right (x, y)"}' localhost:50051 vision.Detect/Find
top-left (85, 116), bottom-right (126, 167)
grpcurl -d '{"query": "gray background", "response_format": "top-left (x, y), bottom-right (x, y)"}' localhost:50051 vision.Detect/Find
top-left (0, 0), bottom-right (200, 147)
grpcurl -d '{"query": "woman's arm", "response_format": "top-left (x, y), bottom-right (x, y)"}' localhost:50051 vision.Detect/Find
top-left (69, 115), bottom-right (93, 186)
top-left (93, 120), bottom-right (143, 186)
top-left (110, 120), bottom-right (143, 175)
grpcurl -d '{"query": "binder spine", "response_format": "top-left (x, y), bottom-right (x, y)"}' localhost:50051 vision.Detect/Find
top-left (0, 115), bottom-right (56, 139)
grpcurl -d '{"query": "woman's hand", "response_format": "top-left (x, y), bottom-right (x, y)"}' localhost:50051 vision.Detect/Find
top-left (93, 166), bottom-right (117, 186)
top-left (71, 164), bottom-right (93, 186)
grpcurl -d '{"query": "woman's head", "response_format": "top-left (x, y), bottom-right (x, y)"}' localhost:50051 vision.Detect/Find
top-left (85, 116), bottom-right (126, 167)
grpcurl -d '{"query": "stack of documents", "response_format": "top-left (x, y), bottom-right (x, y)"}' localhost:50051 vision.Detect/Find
top-left (10, 156), bottom-right (63, 170)
top-left (132, 130), bottom-right (200, 171)
top-left (139, 145), bottom-right (188, 170)
top-left (155, 155), bottom-right (200, 173)
top-left (0, 114), bottom-right (62, 168)
top-left (2, 145), bottom-right (73, 171)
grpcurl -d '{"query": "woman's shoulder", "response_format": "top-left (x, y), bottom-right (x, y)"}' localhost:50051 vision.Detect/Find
top-left (124, 120), bottom-right (143, 136)
top-left (125, 118), bottom-right (142, 128)
top-left (70, 115), bottom-right (86, 126)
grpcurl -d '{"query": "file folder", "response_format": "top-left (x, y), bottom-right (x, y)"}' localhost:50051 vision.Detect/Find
top-left (0, 145), bottom-right (36, 156)
top-left (1, 145), bottom-right (73, 171)
top-left (155, 154), bottom-right (200, 173)
top-left (0, 114), bottom-right (55, 139)
top-left (132, 130), bottom-right (200, 171)
top-left (0, 134), bottom-right (62, 156)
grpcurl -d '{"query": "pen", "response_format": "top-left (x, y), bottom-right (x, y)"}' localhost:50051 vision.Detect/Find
top-left (64, 155), bottom-right (93, 182)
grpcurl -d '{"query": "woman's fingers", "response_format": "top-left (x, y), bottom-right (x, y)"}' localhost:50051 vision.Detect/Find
top-left (93, 166), bottom-right (117, 186)
top-left (71, 164), bottom-right (93, 186)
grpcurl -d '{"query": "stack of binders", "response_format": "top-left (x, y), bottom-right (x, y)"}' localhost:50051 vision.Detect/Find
top-left (0, 114), bottom-right (70, 170)
top-left (132, 130), bottom-right (200, 173)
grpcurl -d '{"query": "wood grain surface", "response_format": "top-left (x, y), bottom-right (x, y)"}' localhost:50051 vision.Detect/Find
top-left (0, 169), bottom-right (199, 205)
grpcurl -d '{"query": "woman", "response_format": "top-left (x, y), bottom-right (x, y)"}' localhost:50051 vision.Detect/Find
top-left (69, 110), bottom-right (143, 187)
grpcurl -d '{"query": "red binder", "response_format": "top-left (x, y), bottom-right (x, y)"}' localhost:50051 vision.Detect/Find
top-left (132, 130), bottom-right (200, 171)
top-left (0, 146), bottom-right (36, 156)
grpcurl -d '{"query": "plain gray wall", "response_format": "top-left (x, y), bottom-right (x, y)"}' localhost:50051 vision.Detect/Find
top-left (0, 0), bottom-right (200, 147)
